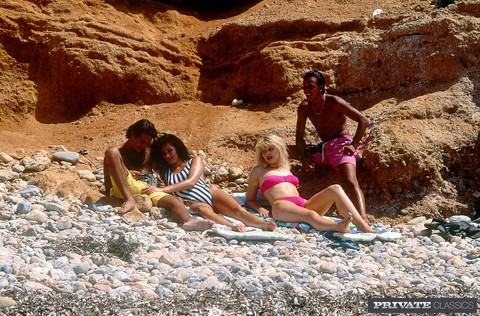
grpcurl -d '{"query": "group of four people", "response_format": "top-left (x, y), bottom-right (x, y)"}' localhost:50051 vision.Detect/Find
top-left (103, 70), bottom-right (373, 233)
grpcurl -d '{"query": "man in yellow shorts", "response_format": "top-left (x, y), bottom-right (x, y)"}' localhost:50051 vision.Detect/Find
top-left (103, 119), bottom-right (214, 231)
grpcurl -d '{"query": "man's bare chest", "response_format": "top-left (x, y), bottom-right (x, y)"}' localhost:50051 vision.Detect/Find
top-left (307, 111), bottom-right (344, 127)
top-left (121, 152), bottom-right (146, 171)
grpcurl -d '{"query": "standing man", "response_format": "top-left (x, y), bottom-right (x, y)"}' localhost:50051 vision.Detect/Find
top-left (295, 69), bottom-right (370, 225)
top-left (103, 119), bottom-right (214, 231)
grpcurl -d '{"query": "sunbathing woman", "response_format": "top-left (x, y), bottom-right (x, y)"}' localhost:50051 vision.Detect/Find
top-left (142, 133), bottom-right (276, 232)
top-left (246, 134), bottom-right (374, 233)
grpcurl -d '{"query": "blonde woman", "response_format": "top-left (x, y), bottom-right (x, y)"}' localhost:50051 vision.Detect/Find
top-left (246, 134), bottom-right (374, 233)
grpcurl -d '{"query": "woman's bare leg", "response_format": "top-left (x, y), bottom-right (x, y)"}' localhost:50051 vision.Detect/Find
top-left (188, 201), bottom-right (244, 231)
top-left (305, 184), bottom-right (374, 232)
top-left (271, 200), bottom-right (350, 233)
top-left (157, 196), bottom-right (214, 231)
top-left (211, 188), bottom-right (276, 231)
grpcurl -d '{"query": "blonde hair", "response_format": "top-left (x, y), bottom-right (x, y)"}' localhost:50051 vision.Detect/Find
top-left (254, 134), bottom-right (290, 169)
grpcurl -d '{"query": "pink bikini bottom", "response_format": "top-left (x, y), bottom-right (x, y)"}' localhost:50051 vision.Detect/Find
top-left (277, 196), bottom-right (306, 208)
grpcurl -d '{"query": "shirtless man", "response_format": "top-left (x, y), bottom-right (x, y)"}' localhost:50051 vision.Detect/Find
top-left (295, 69), bottom-right (370, 225)
top-left (103, 119), bottom-right (214, 231)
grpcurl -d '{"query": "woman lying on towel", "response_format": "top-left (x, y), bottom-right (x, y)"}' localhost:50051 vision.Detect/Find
top-left (246, 134), bottom-right (374, 233)
top-left (142, 133), bottom-right (276, 232)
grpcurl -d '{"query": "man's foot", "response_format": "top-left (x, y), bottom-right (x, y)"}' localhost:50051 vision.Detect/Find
top-left (361, 227), bottom-right (377, 233)
top-left (356, 216), bottom-right (376, 233)
top-left (264, 220), bottom-right (277, 231)
top-left (117, 200), bottom-right (137, 215)
top-left (338, 212), bottom-right (353, 233)
top-left (181, 218), bottom-right (215, 231)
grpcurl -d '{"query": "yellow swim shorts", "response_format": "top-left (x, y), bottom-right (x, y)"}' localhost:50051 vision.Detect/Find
top-left (110, 172), bottom-right (168, 206)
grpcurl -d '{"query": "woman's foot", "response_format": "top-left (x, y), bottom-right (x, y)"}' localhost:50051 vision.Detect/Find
top-left (338, 212), bottom-right (353, 233)
top-left (232, 223), bottom-right (246, 232)
top-left (182, 218), bottom-right (215, 231)
top-left (263, 220), bottom-right (277, 231)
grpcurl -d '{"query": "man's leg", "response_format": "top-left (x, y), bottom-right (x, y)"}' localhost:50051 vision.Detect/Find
top-left (287, 144), bottom-right (301, 160)
top-left (156, 195), bottom-right (214, 231)
top-left (103, 147), bottom-right (136, 214)
top-left (337, 163), bottom-right (370, 225)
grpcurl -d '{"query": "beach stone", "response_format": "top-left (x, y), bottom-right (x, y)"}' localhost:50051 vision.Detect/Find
top-left (113, 271), bottom-right (132, 282)
top-left (12, 164), bottom-right (25, 173)
top-left (25, 210), bottom-right (49, 224)
top-left (319, 262), bottom-right (337, 274)
top-left (407, 216), bottom-right (427, 225)
top-left (84, 190), bottom-right (105, 206)
top-left (228, 167), bottom-right (243, 180)
top-left (43, 201), bottom-right (66, 213)
top-left (447, 256), bottom-right (467, 267)
top-left (430, 234), bottom-right (446, 243)
top-left (31, 204), bottom-right (46, 212)
top-left (52, 151), bottom-right (80, 164)
top-left (0, 152), bottom-right (15, 164)
top-left (57, 217), bottom-right (73, 230)
top-left (21, 154), bottom-right (51, 172)
top-left (0, 296), bottom-right (17, 308)
top-left (77, 170), bottom-right (96, 182)
top-left (413, 227), bottom-right (432, 237)
top-left (155, 286), bottom-right (174, 297)
top-left (24, 281), bottom-right (52, 292)
top-left (0, 170), bottom-right (19, 182)
top-left (16, 201), bottom-right (32, 214)
top-left (53, 257), bottom-right (70, 269)
top-left (133, 194), bottom-right (153, 212)
top-left (213, 166), bottom-right (229, 182)
top-left (22, 227), bottom-right (37, 237)
top-left (18, 185), bottom-right (42, 198)
top-left (73, 281), bottom-right (87, 292)
top-left (8, 148), bottom-right (26, 160)
top-left (73, 262), bottom-right (91, 275)
top-left (448, 215), bottom-right (471, 223)
top-left (460, 276), bottom-right (475, 285)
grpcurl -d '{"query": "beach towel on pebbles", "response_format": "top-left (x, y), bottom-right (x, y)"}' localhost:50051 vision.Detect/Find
top-left (205, 224), bottom-right (290, 241)
top-left (230, 192), bottom-right (401, 242)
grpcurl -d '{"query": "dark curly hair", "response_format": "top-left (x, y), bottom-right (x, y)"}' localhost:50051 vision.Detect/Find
top-left (151, 133), bottom-right (191, 172)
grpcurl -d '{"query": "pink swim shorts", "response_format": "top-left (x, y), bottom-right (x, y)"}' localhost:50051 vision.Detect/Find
top-left (310, 136), bottom-right (358, 169)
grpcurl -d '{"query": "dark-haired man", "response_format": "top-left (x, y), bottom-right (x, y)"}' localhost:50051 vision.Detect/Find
top-left (103, 119), bottom-right (214, 231)
top-left (295, 69), bottom-right (371, 225)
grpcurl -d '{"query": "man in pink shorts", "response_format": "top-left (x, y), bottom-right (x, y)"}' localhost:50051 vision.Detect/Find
top-left (309, 136), bottom-right (359, 168)
top-left (295, 69), bottom-right (371, 225)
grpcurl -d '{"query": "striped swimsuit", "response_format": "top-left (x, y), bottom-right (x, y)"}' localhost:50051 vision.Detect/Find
top-left (164, 159), bottom-right (213, 206)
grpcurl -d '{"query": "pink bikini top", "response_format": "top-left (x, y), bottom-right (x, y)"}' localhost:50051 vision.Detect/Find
top-left (260, 174), bottom-right (299, 194)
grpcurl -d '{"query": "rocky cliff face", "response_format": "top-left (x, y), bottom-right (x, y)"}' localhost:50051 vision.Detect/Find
top-left (0, 0), bottom-right (479, 221)
top-left (1, 1), bottom-right (206, 122)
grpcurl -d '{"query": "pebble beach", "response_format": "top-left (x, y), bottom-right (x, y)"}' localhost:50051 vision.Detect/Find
top-left (0, 150), bottom-right (479, 315)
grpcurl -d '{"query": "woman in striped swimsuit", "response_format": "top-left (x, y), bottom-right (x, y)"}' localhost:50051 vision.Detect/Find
top-left (246, 134), bottom-right (374, 233)
top-left (142, 134), bottom-right (276, 232)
